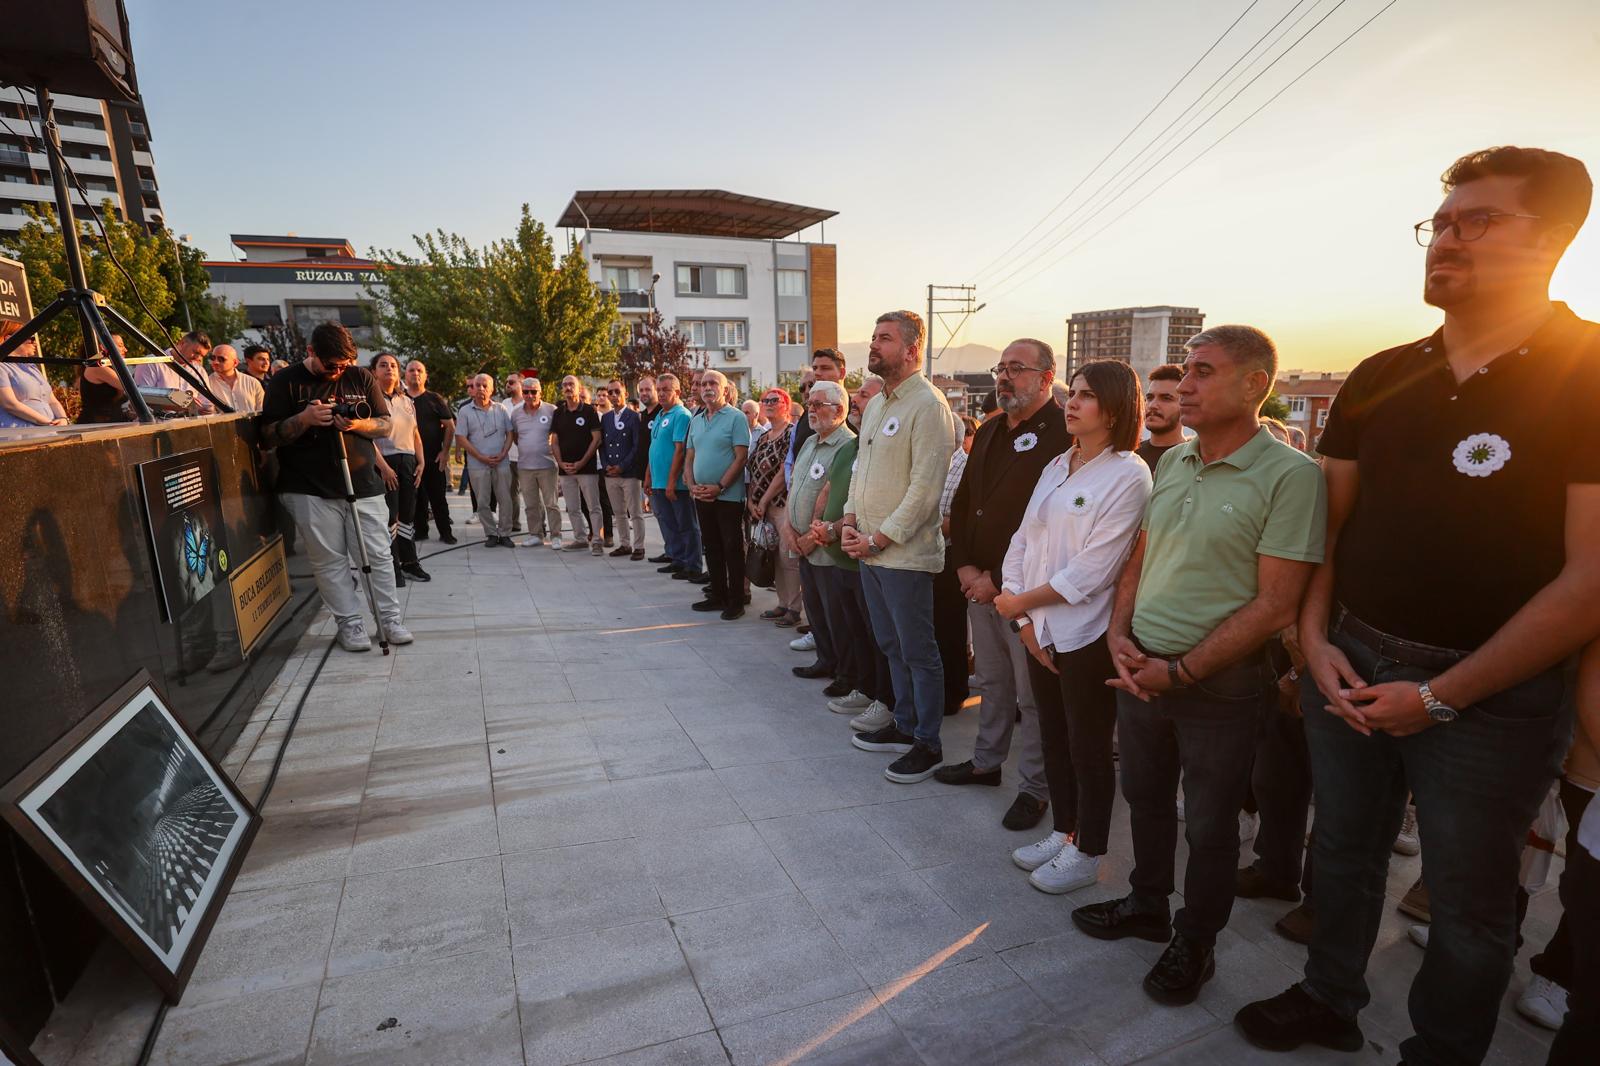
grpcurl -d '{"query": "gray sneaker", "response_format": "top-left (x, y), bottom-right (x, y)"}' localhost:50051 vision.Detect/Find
top-left (383, 620), bottom-right (415, 645)
top-left (336, 619), bottom-right (371, 652)
top-left (849, 700), bottom-right (893, 733)
top-left (590, 541), bottom-right (604, 556)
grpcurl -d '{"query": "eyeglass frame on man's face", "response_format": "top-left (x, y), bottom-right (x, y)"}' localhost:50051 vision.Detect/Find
top-left (990, 362), bottom-right (1047, 378)
top-left (1414, 209), bottom-right (1545, 248)
top-left (805, 400), bottom-right (841, 412)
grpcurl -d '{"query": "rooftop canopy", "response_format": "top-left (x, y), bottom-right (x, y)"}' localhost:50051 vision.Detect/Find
top-left (230, 234), bottom-right (357, 255)
top-left (557, 190), bottom-right (836, 241)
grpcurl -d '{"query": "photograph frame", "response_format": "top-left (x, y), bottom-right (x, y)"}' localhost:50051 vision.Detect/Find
top-left (0, 671), bottom-right (261, 1003)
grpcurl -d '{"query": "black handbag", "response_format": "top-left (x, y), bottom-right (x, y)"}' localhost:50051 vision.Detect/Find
top-left (745, 519), bottom-right (778, 589)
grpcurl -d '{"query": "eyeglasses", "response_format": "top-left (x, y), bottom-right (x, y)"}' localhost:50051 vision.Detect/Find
top-left (805, 401), bottom-right (841, 411)
top-left (990, 362), bottom-right (1046, 378)
top-left (1414, 210), bottom-right (1544, 247)
top-left (761, 396), bottom-right (785, 405)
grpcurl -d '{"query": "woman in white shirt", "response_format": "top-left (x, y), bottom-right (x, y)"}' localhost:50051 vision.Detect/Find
top-left (995, 359), bottom-right (1153, 895)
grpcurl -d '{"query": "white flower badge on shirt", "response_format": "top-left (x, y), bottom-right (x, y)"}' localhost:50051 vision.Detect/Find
top-left (1453, 432), bottom-right (1511, 477)
top-left (615, 413), bottom-right (625, 429)
top-left (575, 416), bottom-right (586, 426)
top-left (881, 416), bottom-right (901, 437)
top-left (539, 414), bottom-right (550, 424)
top-left (1067, 491), bottom-right (1094, 515)
top-left (809, 461), bottom-right (826, 481)
top-left (1014, 432), bottom-right (1039, 453)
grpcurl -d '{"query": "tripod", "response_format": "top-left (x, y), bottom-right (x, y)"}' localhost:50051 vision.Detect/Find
top-left (333, 426), bottom-right (391, 655)
top-left (0, 84), bottom-right (224, 420)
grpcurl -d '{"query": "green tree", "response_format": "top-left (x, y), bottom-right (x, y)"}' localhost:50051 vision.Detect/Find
top-left (4, 200), bottom-right (175, 375)
top-left (1261, 391), bottom-right (1291, 422)
top-left (365, 230), bottom-right (504, 398)
top-left (156, 238), bottom-right (248, 342)
top-left (489, 206), bottom-right (620, 381)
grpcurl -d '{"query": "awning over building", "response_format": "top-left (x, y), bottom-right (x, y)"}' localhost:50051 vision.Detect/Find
top-left (557, 190), bottom-right (836, 240)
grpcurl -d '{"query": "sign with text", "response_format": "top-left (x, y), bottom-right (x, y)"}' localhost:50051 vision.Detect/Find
top-left (0, 255), bottom-right (32, 328)
top-left (227, 537), bottom-right (290, 657)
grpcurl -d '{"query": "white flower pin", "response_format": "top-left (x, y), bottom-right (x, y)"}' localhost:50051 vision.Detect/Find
top-left (1453, 432), bottom-right (1510, 477)
top-left (881, 416), bottom-right (901, 438)
top-left (539, 414), bottom-right (549, 424)
top-left (1014, 432), bottom-right (1039, 453)
top-left (575, 416), bottom-right (586, 426)
top-left (1067, 491), bottom-right (1094, 515)
top-left (809, 461), bottom-right (826, 481)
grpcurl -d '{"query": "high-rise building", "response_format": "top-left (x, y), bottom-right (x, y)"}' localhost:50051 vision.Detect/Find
top-left (0, 88), bottom-right (165, 236)
top-left (558, 189), bottom-right (837, 395)
top-left (1065, 305), bottom-right (1205, 381)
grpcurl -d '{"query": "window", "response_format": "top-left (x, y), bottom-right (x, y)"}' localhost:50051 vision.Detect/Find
top-left (1317, 407), bottom-right (1329, 428)
top-left (717, 321), bottom-right (746, 349)
top-left (676, 265), bottom-right (703, 295)
top-left (1288, 396), bottom-right (1307, 417)
top-left (714, 267), bottom-right (744, 296)
top-left (778, 321), bottom-right (807, 346)
top-left (604, 265), bottom-right (641, 291)
top-left (776, 269), bottom-right (805, 297)
top-left (245, 304), bottom-right (283, 327)
top-left (678, 320), bottom-right (706, 347)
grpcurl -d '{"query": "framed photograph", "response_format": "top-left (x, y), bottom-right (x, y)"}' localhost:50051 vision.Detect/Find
top-left (0, 672), bottom-right (260, 1002)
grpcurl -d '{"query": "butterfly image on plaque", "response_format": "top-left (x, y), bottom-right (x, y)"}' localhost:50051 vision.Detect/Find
top-left (136, 449), bottom-right (232, 622)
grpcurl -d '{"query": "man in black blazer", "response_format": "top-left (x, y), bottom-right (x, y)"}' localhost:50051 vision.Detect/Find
top-left (937, 338), bottom-right (1072, 831)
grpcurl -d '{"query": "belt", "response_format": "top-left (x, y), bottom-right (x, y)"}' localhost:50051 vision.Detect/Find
top-left (1332, 605), bottom-right (1470, 670)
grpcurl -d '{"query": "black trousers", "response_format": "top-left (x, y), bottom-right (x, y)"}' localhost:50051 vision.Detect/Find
top-left (933, 558), bottom-right (970, 713)
top-left (1026, 635), bottom-right (1119, 855)
top-left (413, 448), bottom-right (452, 538)
top-left (1246, 703), bottom-right (1313, 886)
top-left (383, 452), bottom-right (420, 566)
top-left (817, 564), bottom-right (894, 708)
top-left (1548, 778), bottom-right (1599, 1065)
top-left (694, 498), bottom-right (745, 604)
top-left (799, 556), bottom-right (838, 673)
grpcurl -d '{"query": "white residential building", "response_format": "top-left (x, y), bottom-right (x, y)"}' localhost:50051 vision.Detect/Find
top-left (559, 190), bottom-right (837, 396)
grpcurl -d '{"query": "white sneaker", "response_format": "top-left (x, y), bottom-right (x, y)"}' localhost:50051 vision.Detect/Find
top-left (827, 690), bottom-right (872, 714)
top-left (1029, 843), bottom-right (1100, 894)
top-left (848, 700), bottom-right (893, 733)
top-left (1393, 805), bottom-right (1420, 856)
top-left (521, 535), bottom-right (543, 547)
top-left (1515, 974), bottom-right (1569, 1030)
top-left (1012, 830), bottom-right (1070, 872)
top-left (790, 631), bottom-right (816, 653)
top-left (465, 514), bottom-right (478, 525)
top-left (549, 536), bottom-right (564, 551)
top-left (1239, 811), bottom-right (1259, 844)
top-left (383, 621), bottom-right (414, 645)
top-left (1407, 923), bottom-right (1429, 949)
top-left (336, 619), bottom-right (371, 652)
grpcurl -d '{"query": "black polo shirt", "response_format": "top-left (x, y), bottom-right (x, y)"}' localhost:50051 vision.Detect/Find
top-left (260, 363), bottom-right (391, 500)
top-left (1321, 303), bottom-right (1600, 650)
top-left (950, 399), bottom-right (1071, 584)
top-left (551, 402), bottom-right (601, 473)
top-left (408, 388), bottom-right (454, 456)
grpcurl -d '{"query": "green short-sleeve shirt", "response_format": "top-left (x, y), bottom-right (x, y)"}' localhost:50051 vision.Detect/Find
top-left (789, 426), bottom-right (856, 566)
top-left (1132, 426), bottom-right (1327, 654)
top-left (685, 404), bottom-right (749, 502)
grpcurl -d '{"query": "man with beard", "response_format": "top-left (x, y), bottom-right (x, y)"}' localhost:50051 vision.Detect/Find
top-left (637, 375), bottom-right (661, 537)
top-left (1237, 147), bottom-right (1600, 1065)
top-left (1137, 364), bottom-right (1186, 471)
top-left (789, 350), bottom-right (849, 680)
top-left (843, 311), bottom-right (957, 783)
top-left (936, 339), bottom-right (1070, 831)
top-left (552, 374), bottom-right (604, 555)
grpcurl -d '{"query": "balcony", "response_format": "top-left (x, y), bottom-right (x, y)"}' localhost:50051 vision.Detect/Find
top-left (0, 146), bottom-right (26, 167)
top-left (139, 179), bottom-right (158, 193)
top-left (596, 286), bottom-right (653, 310)
top-left (128, 121), bottom-right (148, 137)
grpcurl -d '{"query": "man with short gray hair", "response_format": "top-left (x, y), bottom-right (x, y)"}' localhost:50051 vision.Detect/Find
top-left (456, 373), bottom-right (516, 546)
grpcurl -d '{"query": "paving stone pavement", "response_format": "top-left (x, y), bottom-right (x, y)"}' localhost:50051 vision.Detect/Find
top-left (143, 497), bottom-right (1561, 1066)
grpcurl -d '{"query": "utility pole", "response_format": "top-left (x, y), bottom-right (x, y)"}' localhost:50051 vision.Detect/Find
top-left (923, 284), bottom-right (984, 377)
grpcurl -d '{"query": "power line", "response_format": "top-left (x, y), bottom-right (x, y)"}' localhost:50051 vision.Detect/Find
top-left (986, 0), bottom-right (1401, 305)
top-left (970, 0), bottom-right (1265, 284)
top-left (981, 0), bottom-right (1362, 298)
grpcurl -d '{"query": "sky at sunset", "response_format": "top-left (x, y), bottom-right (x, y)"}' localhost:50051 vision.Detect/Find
top-left (127, 0), bottom-right (1600, 372)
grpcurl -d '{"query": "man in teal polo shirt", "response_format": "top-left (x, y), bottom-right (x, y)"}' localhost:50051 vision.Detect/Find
top-left (685, 368), bottom-right (750, 619)
top-left (1072, 324), bottom-right (1326, 1008)
top-left (645, 373), bottom-right (702, 580)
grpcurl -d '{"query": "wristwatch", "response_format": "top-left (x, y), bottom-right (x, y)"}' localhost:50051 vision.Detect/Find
top-left (1008, 617), bottom-right (1032, 633)
top-left (1417, 681), bottom-right (1458, 723)
top-left (867, 534), bottom-right (885, 555)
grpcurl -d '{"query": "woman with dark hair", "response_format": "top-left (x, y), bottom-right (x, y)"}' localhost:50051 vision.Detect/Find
top-left (370, 352), bottom-right (430, 585)
top-left (995, 359), bottom-right (1153, 894)
top-left (78, 333), bottom-right (130, 423)
top-left (749, 388), bottom-right (802, 626)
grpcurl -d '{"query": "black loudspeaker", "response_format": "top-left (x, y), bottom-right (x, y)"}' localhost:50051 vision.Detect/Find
top-left (0, 0), bottom-right (139, 102)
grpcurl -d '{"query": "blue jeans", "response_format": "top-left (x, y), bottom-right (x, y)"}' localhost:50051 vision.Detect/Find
top-left (650, 488), bottom-right (700, 570)
top-left (1116, 654), bottom-right (1273, 945)
top-left (858, 564), bottom-right (942, 747)
top-left (1300, 622), bottom-right (1570, 1066)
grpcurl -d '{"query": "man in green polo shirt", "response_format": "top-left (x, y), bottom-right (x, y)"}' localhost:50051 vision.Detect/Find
top-left (1071, 324), bottom-right (1326, 1009)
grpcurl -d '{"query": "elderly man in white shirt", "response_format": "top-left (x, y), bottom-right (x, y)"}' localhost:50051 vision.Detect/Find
top-left (132, 330), bottom-right (217, 414)
top-left (207, 343), bottom-right (265, 413)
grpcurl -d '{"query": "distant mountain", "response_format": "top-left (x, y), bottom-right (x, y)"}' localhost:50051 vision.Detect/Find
top-left (839, 341), bottom-right (1002, 374)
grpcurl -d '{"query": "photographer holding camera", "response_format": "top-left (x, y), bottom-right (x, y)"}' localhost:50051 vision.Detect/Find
top-left (260, 321), bottom-right (414, 652)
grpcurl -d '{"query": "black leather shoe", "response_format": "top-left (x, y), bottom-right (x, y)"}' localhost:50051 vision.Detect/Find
top-left (688, 572), bottom-right (711, 585)
top-left (1001, 791), bottom-right (1048, 830)
top-left (1235, 984), bottom-right (1364, 1052)
top-left (1071, 895), bottom-right (1172, 943)
top-left (439, 532), bottom-right (458, 545)
top-left (1143, 933), bottom-right (1215, 1006)
top-left (649, 554), bottom-right (672, 563)
top-left (1274, 901), bottom-right (1316, 945)
top-left (658, 563), bottom-right (683, 573)
top-left (1235, 865), bottom-right (1301, 902)
top-left (720, 605), bottom-right (745, 621)
top-left (822, 679), bottom-right (853, 699)
top-left (792, 663), bottom-right (833, 680)
top-left (935, 760), bottom-right (1002, 787)
top-left (671, 568), bottom-right (693, 580)
top-left (691, 598), bottom-right (726, 612)
top-left (401, 563), bottom-right (432, 582)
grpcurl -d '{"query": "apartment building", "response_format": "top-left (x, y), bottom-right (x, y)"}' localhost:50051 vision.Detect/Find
top-left (559, 190), bottom-right (837, 395)
top-left (0, 87), bottom-right (164, 235)
top-left (1065, 305), bottom-right (1205, 381)
top-left (1274, 370), bottom-right (1348, 449)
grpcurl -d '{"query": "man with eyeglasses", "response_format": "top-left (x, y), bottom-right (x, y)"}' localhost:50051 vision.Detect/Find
top-left (602, 378), bottom-right (646, 559)
top-left (1238, 147), bottom-right (1600, 1066)
top-left (207, 343), bottom-right (264, 413)
top-left (789, 351), bottom-right (848, 680)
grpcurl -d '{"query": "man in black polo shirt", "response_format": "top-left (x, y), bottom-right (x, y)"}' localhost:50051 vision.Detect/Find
top-left (1238, 147), bottom-right (1600, 1065)
top-left (551, 374), bottom-right (603, 555)
top-left (936, 338), bottom-right (1070, 831)
top-left (404, 359), bottom-right (457, 544)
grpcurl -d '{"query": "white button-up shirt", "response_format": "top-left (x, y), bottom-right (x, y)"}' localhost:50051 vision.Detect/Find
top-left (207, 371), bottom-right (264, 413)
top-left (1001, 446), bottom-right (1152, 653)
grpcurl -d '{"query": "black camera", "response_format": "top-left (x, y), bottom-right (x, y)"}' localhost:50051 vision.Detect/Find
top-left (329, 399), bottom-right (372, 421)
